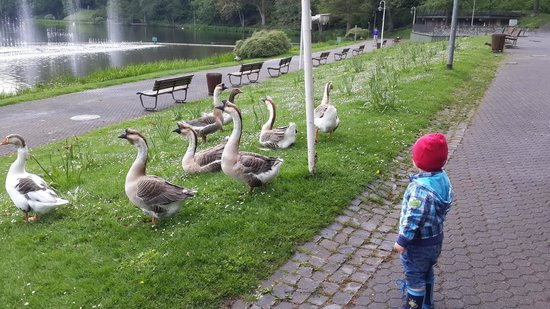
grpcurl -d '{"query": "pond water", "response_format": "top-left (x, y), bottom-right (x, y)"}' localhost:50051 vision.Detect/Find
top-left (0, 23), bottom-right (247, 95)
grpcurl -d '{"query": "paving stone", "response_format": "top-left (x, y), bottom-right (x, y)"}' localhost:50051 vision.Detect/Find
top-left (274, 302), bottom-right (294, 309)
top-left (255, 295), bottom-right (276, 308)
top-left (321, 305), bottom-right (342, 309)
top-left (343, 282), bottom-right (362, 294)
top-left (297, 277), bottom-right (319, 293)
top-left (308, 294), bottom-right (328, 306)
top-left (332, 292), bottom-right (353, 305)
top-left (290, 292), bottom-right (311, 304)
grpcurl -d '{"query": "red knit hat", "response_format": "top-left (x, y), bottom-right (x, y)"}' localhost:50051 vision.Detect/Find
top-left (412, 133), bottom-right (448, 172)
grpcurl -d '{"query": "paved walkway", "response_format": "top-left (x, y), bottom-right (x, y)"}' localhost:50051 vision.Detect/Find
top-left (230, 29), bottom-right (550, 308)
top-left (0, 41), bottom-right (374, 156)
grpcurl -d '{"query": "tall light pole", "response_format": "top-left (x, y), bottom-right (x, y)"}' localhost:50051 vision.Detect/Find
top-left (301, 0), bottom-right (316, 174)
top-left (378, 0), bottom-right (386, 47)
top-left (471, 0), bottom-right (476, 26)
top-left (410, 6), bottom-right (416, 26)
top-left (447, 0), bottom-right (459, 69)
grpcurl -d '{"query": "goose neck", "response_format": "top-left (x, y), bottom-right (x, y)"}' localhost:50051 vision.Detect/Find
top-left (262, 102), bottom-right (276, 132)
top-left (225, 109), bottom-right (242, 154)
top-left (9, 147), bottom-right (28, 174)
top-left (321, 84), bottom-right (331, 105)
top-left (128, 139), bottom-right (148, 181)
top-left (182, 131), bottom-right (198, 164)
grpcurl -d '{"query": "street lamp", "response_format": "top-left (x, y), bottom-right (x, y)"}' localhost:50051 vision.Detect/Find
top-left (471, 0), bottom-right (476, 26)
top-left (378, 0), bottom-right (386, 47)
top-left (410, 6), bottom-right (416, 26)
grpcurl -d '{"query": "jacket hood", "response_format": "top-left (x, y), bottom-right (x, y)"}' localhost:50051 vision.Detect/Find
top-left (412, 170), bottom-right (453, 205)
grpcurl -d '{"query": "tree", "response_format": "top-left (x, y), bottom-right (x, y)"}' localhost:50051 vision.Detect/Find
top-left (216, 0), bottom-right (247, 27)
top-left (319, 0), bottom-right (369, 31)
top-left (534, 0), bottom-right (540, 13)
top-left (248, 0), bottom-right (272, 27)
top-left (273, 0), bottom-right (301, 29)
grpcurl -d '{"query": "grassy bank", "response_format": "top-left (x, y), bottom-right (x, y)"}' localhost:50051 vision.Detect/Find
top-left (0, 36), bottom-right (500, 307)
top-left (519, 13), bottom-right (550, 28)
top-left (0, 39), bottom-right (353, 108)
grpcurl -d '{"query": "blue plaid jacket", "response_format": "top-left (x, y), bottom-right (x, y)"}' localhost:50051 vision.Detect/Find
top-left (396, 170), bottom-right (454, 248)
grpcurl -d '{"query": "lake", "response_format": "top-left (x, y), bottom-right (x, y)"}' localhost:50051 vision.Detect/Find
top-left (0, 22), bottom-right (248, 95)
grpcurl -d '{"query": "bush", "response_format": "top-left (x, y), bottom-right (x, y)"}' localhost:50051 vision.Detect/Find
top-left (44, 14), bottom-right (56, 20)
top-left (345, 27), bottom-right (369, 40)
top-left (233, 30), bottom-right (291, 59)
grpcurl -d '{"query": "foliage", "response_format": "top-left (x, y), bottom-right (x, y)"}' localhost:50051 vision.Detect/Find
top-left (233, 30), bottom-right (291, 59)
top-left (345, 27), bottom-right (370, 40)
top-left (0, 36), bottom-right (500, 308)
top-left (519, 13), bottom-right (550, 28)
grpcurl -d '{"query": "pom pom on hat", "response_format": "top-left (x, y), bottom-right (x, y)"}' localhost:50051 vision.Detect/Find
top-left (412, 133), bottom-right (448, 172)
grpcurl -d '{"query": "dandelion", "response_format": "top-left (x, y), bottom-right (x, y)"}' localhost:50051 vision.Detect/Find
top-left (376, 170), bottom-right (381, 175)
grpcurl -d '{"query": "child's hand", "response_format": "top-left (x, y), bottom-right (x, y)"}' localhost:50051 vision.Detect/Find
top-left (393, 243), bottom-right (405, 254)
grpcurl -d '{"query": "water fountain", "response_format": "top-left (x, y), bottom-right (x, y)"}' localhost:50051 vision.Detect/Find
top-left (64, 0), bottom-right (80, 43)
top-left (107, 0), bottom-right (122, 43)
top-left (19, 0), bottom-right (36, 45)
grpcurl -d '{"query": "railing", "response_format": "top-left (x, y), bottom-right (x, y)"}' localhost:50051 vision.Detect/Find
top-left (412, 24), bottom-right (505, 36)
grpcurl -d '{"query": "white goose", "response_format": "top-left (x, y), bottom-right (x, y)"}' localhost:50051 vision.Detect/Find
top-left (118, 129), bottom-right (195, 224)
top-left (259, 96), bottom-right (296, 148)
top-left (204, 88), bottom-right (243, 125)
top-left (314, 81), bottom-right (340, 143)
top-left (216, 100), bottom-right (283, 193)
top-left (173, 122), bottom-right (225, 174)
top-left (184, 83), bottom-right (227, 143)
top-left (1, 134), bottom-right (68, 223)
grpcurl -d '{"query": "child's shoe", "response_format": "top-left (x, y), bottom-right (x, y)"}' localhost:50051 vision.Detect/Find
top-left (423, 281), bottom-right (434, 309)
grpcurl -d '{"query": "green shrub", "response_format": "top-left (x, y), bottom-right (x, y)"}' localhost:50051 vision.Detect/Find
top-left (345, 27), bottom-right (370, 40)
top-left (233, 30), bottom-right (291, 59)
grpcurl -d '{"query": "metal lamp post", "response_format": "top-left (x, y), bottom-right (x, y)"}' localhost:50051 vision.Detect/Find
top-left (410, 6), bottom-right (416, 26)
top-left (378, 0), bottom-right (386, 47)
top-left (471, 0), bottom-right (476, 26)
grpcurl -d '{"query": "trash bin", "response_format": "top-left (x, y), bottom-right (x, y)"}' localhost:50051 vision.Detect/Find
top-left (376, 42), bottom-right (381, 49)
top-left (206, 73), bottom-right (222, 96)
top-left (491, 34), bottom-right (506, 53)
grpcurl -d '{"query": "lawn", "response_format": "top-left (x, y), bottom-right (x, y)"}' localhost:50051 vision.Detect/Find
top-left (0, 36), bottom-right (501, 308)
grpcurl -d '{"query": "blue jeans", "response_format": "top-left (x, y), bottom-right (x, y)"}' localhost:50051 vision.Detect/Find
top-left (400, 243), bottom-right (442, 289)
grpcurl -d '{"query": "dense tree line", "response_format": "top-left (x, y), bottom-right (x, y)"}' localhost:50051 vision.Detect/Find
top-left (0, 0), bottom-right (547, 29)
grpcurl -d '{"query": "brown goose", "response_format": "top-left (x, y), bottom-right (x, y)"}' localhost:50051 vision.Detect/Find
top-left (118, 129), bottom-right (195, 224)
top-left (314, 81), bottom-right (340, 143)
top-left (184, 83), bottom-right (227, 143)
top-left (216, 100), bottom-right (283, 193)
top-left (1, 134), bottom-right (68, 223)
top-left (173, 122), bottom-right (225, 174)
top-left (259, 96), bottom-right (297, 148)
top-left (204, 88), bottom-right (243, 125)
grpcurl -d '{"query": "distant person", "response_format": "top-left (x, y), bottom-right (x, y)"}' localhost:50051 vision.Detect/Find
top-left (373, 27), bottom-right (379, 44)
top-left (394, 133), bottom-right (454, 309)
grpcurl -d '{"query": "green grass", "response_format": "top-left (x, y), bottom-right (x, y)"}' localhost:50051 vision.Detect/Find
top-left (0, 39), bottom-right (356, 108)
top-left (0, 36), bottom-right (501, 308)
top-left (63, 9), bottom-right (99, 23)
top-left (518, 13), bottom-right (550, 28)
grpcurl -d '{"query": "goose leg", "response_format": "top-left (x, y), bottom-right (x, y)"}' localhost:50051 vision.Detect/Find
top-left (248, 186), bottom-right (253, 194)
top-left (23, 212), bottom-right (29, 223)
top-left (29, 214), bottom-right (38, 222)
top-left (328, 131), bottom-right (333, 139)
top-left (151, 217), bottom-right (158, 225)
top-left (202, 136), bottom-right (207, 144)
top-left (314, 128), bottom-right (319, 144)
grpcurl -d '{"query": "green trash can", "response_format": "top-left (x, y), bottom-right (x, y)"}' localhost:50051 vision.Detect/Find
top-left (491, 34), bottom-right (506, 53)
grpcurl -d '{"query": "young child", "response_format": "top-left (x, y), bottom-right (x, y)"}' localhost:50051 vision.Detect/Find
top-left (394, 133), bottom-right (454, 309)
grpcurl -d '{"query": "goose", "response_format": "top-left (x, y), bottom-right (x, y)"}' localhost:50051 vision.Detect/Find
top-left (173, 122), bottom-right (225, 174)
top-left (216, 100), bottom-right (283, 193)
top-left (1, 134), bottom-right (68, 223)
top-left (184, 83), bottom-right (227, 143)
top-left (314, 81), bottom-right (340, 143)
top-left (118, 129), bottom-right (195, 224)
top-left (259, 96), bottom-right (297, 148)
top-left (204, 88), bottom-right (243, 125)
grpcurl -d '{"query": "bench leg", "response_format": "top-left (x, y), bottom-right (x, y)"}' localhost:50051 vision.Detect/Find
top-left (247, 72), bottom-right (259, 83)
top-left (139, 94), bottom-right (158, 111)
top-left (172, 88), bottom-right (189, 104)
top-left (268, 68), bottom-right (280, 78)
top-left (281, 65), bottom-right (289, 74)
top-left (312, 59), bottom-right (319, 67)
top-left (228, 74), bottom-right (242, 86)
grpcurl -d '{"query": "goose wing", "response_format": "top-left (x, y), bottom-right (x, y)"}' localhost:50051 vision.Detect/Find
top-left (240, 152), bottom-right (281, 175)
top-left (314, 105), bottom-right (328, 119)
top-left (137, 176), bottom-right (194, 206)
top-left (16, 175), bottom-right (59, 204)
top-left (260, 129), bottom-right (286, 147)
top-left (186, 115), bottom-right (216, 128)
top-left (196, 142), bottom-right (225, 167)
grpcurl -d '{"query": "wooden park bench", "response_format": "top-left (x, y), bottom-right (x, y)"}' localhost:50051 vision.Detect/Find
top-left (228, 62), bottom-right (263, 86)
top-left (352, 45), bottom-right (365, 56)
top-left (137, 75), bottom-right (193, 111)
top-left (334, 48), bottom-right (350, 61)
top-left (505, 28), bottom-right (522, 47)
top-left (312, 52), bottom-right (330, 67)
top-left (267, 57), bottom-right (292, 77)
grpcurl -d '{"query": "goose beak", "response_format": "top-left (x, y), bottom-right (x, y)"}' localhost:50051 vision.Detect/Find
top-left (173, 127), bottom-right (181, 134)
top-left (215, 105), bottom-right (224, 111)
top-left (222, 84), bottom-right (228, 91)
top-left (118, 133), bottom-right (127, 139)
top-left (0, 137), bottom-right (8, 145)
